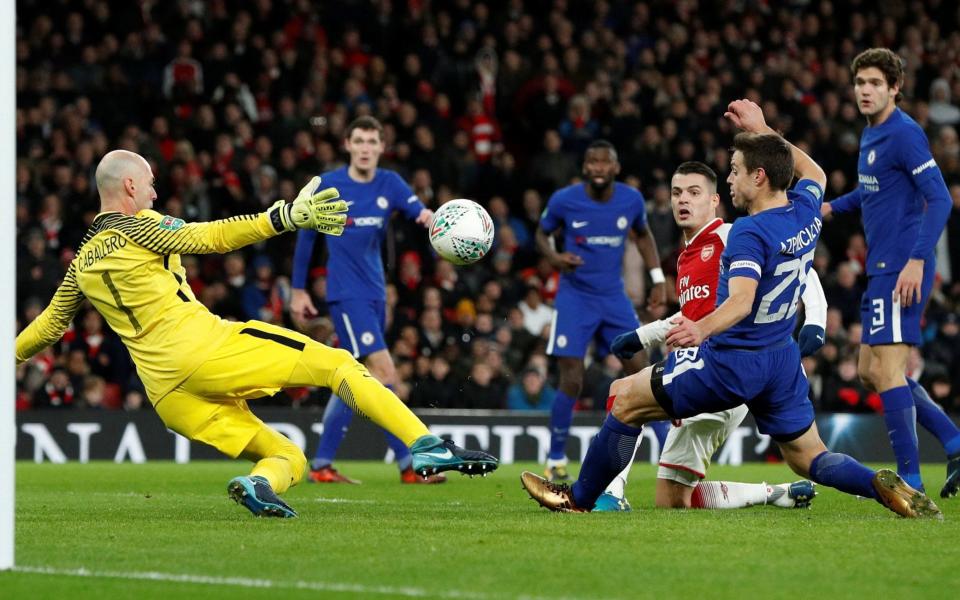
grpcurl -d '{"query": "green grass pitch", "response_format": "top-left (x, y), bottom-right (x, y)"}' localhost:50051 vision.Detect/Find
top-left (2, 461), bottom-right (957, 599)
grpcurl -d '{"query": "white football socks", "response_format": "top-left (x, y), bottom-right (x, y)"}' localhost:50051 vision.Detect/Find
top-left (691, 481), bottom-right (795, 508)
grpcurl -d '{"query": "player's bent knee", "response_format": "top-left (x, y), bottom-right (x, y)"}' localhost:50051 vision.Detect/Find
top-left (609, 378), bottom-right (638, 421)
top-left (609, 376), bottom-right (631, 399)
top-left (610, 368), bottom-right (664, 426)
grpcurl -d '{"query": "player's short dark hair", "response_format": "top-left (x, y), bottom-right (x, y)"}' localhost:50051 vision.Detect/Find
top-left (673, 161), bottom-right (717, 189)
top-left (585, 139), bottom-right (618, 161)
top-left (345, 116), bottom-right (384, 140)
top-left (851, 48), bottom-right (905, 103)
top-left (732, 133), bottom-right (794, 192)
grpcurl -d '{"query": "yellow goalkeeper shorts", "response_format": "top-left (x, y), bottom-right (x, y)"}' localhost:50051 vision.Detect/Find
top-left (154, 320), bottom-right (345, 458)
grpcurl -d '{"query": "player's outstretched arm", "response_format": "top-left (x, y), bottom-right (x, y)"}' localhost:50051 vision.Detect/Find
top-left (724, 99), bottom-right (826, 189)
top-left (15, 264), bottom-right (85, 364)
top-left (666, 276), bottom-right (757, 347)
top-left (111, 178), bottom-right (346, 257)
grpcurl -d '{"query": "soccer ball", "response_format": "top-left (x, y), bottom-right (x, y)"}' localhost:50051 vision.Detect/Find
top-left (429, 199), bottom-right (494, 265)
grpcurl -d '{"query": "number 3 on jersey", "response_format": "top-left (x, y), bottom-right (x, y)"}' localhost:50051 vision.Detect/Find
top-left (755, 249), bottom-right (815, 324)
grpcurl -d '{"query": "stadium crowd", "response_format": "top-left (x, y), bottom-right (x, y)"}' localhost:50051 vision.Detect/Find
top-left (14, 0), bottom-right (960, 415)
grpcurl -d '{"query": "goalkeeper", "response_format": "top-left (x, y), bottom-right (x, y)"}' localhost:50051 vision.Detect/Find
top-left (15, 150), bottom-right (498, 518)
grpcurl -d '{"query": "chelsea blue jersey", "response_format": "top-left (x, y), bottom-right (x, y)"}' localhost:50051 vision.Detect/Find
top-left (292, 167), bottom-right (424, 302)
top-left (539, 182), bottom-right (648, 295)
top-left (857, 108), bottom-right (944, 275)
top-left (711, 179), bottom-right (824, 348)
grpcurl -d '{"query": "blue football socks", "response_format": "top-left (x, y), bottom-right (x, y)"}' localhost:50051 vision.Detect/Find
top-left (572, 413), bottom-right (642, 509)
top-left (907, 377), bottom-right (960, 458)
top-left (547, 390), bottom-right (577, 461)
top-left (311, 395), bottom-right (354, 470)
top-left (880, 386), bottom-right (923, 491)
top-left (809, 451), bottom-right (877, 499)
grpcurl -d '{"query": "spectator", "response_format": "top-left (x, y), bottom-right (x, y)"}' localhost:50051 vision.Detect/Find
top-left (79, 375), bottom-right (106, 409)
top-left (926, 314), bottom-right (960, 380)
top-left (646, 183), bottom-right (680, 259)
top-left (506, 367), bottom-right (556, 412)
top-left (518, 286), bottom-right (553, 337)
top-left (241, 254), bottom-right (289, 324)
top-left (528, 130), bottom-right (578, 194)
top-left (409, 356), bottom-right (457, 408)
top-left (17, 228), bottom-right (59, 306)
top-left (824, 262), bottom-right (863, 327)
top-left (557, 94), bottom-right (599, 155)
top-left (822, 354), bottom-right (882, 414)
top-left (162, 40), bottom-right (203, 103)
top-left (457, 362), bottom-right (503, 410)
top-left (33, 368), bottom-right (74, 410)
top-left (929, 79), bottom-right (960, 127)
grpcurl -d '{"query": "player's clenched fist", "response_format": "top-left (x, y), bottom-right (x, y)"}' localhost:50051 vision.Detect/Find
top-left (723, 99), bottom-right (771, 135)
top-left (268, 176), bottom-right (349, 235)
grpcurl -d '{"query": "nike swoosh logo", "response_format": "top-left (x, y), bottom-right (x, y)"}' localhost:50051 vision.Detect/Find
top-left (816, 336), bottom-right (824, 342)
top-left (407, 197), bottom-right (419, 203)
top-left (344, 201), bottom-right (355, 207)
top-left (572, 221), bottom-right (589, 228)
top-left (869, 326), bottom-right (884, 335)
top-left (420, 449), bottom-right (454, 460)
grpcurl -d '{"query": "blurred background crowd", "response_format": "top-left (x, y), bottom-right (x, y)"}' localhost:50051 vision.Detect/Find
top-left (14, 0), bottom-right (960, 415)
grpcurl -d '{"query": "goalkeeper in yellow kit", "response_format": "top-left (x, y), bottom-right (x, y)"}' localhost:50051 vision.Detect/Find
top-left (15, 150), bottom-right (498, 518)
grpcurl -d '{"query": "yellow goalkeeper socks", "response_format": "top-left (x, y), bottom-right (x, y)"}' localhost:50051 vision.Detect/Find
top-left (289, 344), bottom-right (430, 446)
top-left (241, 427), bottom-right (307, 494)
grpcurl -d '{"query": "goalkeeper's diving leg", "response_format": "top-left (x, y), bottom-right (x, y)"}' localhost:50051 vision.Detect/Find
top-left (157, 320), bottom-right (498, 517)
top-left (287, 338), bottom-right (499, 478)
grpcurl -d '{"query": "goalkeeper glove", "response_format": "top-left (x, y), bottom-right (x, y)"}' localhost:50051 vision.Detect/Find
top-left (797, 324), bottom-right (825, 357)
top-left (267, 176), bottom-right (348, 234)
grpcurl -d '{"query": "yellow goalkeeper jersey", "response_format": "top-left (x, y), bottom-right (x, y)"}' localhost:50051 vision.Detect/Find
top-left (16, 209), bottom-right (283, 402)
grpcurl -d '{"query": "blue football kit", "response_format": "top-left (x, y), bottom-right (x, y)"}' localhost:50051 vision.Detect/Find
top-left (830, 108), bottom-right (951, 345)
top-left (292, 167), bottom-right (424, 357)
top-left (292, 167), bottom-right (425, 475)
top-left (651, 179), bottom-right (825, 441)
top-left (827, 107), bottom-right (959, 492)
top-left (540, 182), bottom-right (648, 358)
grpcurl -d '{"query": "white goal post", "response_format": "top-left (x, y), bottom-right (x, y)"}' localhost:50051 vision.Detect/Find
top-left (2, 0), bottom-right (17, 571)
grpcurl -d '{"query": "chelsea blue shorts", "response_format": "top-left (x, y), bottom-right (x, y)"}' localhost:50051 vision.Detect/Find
top-left (860, 259), bottom-right (935, 346)
top-left (329, 299), bottom-right (387, 359)
top-left (650, 340), bottom-right (814, 442)
top-left (547, 285), bottom-right (641, 359)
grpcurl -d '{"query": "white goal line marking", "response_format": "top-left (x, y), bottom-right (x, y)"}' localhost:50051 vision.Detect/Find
top-left (13, 565), bottom-right (589, 600)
